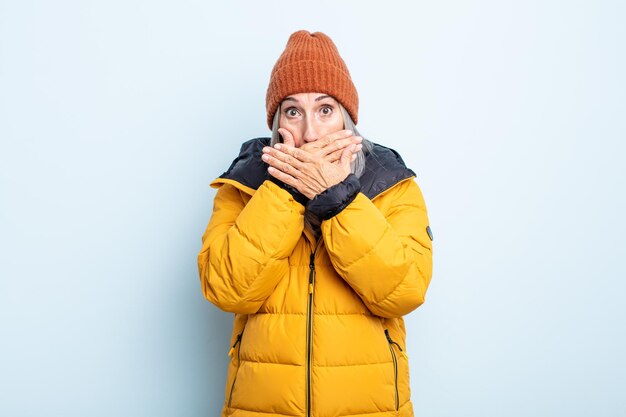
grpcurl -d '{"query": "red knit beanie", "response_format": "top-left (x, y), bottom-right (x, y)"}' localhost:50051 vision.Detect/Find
top-left (265, 30), bottom-right (359, 130)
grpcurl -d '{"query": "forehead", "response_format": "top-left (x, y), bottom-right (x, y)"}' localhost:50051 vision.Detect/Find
top-left (281, 93), bottom-right (337, 103)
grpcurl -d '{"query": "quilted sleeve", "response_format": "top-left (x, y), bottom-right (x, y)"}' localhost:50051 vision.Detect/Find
top-left (319, 177), bottom-right (434, 318)
top-left (197, 179), bottom-right (305, 314)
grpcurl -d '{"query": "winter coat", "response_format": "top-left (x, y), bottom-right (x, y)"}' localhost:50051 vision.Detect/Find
top-left (197, 136), bottom-right (434, 417)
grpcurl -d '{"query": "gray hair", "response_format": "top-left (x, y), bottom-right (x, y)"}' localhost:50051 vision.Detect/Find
top-left (269, 100), bottom-right (373, 238)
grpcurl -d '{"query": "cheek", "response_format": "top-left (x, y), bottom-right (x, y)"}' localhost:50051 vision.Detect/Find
top-left (318, 114), bottom-right (343, 137)
top-left (280, 116), bottom-right (302, 131)
top-left (321, 113), bottom-right (344, 133)
top-left (329, 111), bottom-right (344, 130)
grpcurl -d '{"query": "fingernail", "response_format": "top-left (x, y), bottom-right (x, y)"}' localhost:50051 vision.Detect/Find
top-left (262, 154), bottom-right (269, 161)
top-left (345, 129), bottom-right (353, 136)
top-left (274, 144), bottom-right (282, 150)
top-left (262, 147), bottom-right (270, 153)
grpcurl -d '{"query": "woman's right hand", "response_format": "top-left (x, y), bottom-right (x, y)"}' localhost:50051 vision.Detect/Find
top-left (278, 128), bottom-right (363, 163)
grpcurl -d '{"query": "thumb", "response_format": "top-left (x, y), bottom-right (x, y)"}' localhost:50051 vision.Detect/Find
top-left (278, 128), bottom-right (295, 147)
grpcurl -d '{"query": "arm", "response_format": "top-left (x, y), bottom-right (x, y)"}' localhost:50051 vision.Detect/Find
top-left (310, 175), bottom-right (434, 318)
top-left (197, 179), bottom-right (304, 314)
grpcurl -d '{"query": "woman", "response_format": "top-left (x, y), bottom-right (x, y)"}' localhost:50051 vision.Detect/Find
top-left (197, 30), bottom-right (434, 417)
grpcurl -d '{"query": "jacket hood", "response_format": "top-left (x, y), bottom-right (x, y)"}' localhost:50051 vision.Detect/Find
top-left (212, 137), bottom-right (417, 199)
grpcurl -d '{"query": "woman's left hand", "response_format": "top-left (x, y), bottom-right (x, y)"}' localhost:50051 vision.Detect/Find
top-left (262, 142), bottom-right (359, 199)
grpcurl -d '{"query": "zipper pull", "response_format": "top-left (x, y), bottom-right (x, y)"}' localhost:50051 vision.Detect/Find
top-left (385, 329), bottom-right (403, 351)
top-left (308, 253), bottom-right (315, 294)
top-left (228, 333), bottom-right (242, 357)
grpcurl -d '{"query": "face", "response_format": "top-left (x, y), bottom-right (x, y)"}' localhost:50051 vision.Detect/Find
top-left (278, 92), bottom-right (345, 148)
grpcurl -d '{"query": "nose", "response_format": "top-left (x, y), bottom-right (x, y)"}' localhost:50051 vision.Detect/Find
top-left (302, 117), bottom-right (319, 143)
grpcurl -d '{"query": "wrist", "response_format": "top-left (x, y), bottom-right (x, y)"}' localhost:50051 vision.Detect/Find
top-left (306, 173), bottom-right (361, 220)
top-left (267, 173), bottom-right (310, 207)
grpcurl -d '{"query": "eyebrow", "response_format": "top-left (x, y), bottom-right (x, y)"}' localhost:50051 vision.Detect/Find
top-left (282, 95), bottom-right (334, 104)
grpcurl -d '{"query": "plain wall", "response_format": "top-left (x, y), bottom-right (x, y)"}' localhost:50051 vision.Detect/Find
top-left (1, 1), bottom-right (624, 416)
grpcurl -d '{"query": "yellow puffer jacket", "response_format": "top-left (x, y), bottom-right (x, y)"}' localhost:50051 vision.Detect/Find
top-left (197, 137), bottom-right (434, 417)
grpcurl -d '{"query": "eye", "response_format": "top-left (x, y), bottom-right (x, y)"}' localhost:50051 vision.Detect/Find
top-left (284, 107), bottom-right (300, 117)
top-left (320, 105), bottom-right (333, 115)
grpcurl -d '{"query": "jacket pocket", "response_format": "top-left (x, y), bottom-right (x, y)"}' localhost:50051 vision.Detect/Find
top-left (227, 330), bottom-right (244, 409)
top-left (384, 328), bottom-right (403, 411)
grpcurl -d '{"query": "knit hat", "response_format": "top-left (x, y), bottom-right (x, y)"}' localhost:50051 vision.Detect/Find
top-left (265, 30), bottom-right (359, 130)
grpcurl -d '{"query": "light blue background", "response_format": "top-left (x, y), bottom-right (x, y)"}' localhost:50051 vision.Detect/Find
top-left (1, 1), bottom-right (624, 416)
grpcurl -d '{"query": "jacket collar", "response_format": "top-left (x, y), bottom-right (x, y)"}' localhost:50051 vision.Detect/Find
top-left (211, 137), bottom-right (416, 200)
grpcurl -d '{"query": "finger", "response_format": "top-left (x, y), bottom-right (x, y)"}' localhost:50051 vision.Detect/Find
top-left (321, 136), bottom-right (362, 156)
top-left (298, 141), bottom-right (320, 154)
top-left (340, 144), bottom-right (355, 168)
top-left (326, 129), bottom-right (354, 142)
top-left (263, 146), bottom-right (306, 170)
top-left (314, 129), bottom-right (354, 149)
top-left (300, 133), bottom-right (359, 157)
top-left (262, 152), bottom-right (302, 178)
top-left (326, 142), bottom-right (362, 162)
top-left (267, 166), bottom-right (299, 187)
top-left (300, 140), bottom-right (329, 154)
top-left (327, 148), bottom-right (344, 162)
top-left (278, 128), bottom-right (295, 147)
top-left (274, 143), bottom-right (315, 163)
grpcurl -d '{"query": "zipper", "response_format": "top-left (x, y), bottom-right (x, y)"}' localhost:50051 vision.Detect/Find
top-left (385, 328), bottom-right (402, 411)
top-left (306, 239), bottom-right (321, 417)
top-left (227, 331), bottom-right (244, 409)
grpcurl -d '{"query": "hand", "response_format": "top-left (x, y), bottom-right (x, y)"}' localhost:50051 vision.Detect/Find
top-left (262, 131), bottom-right (363, 199)
top-left (278, 128), bottom-right (363, 163)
